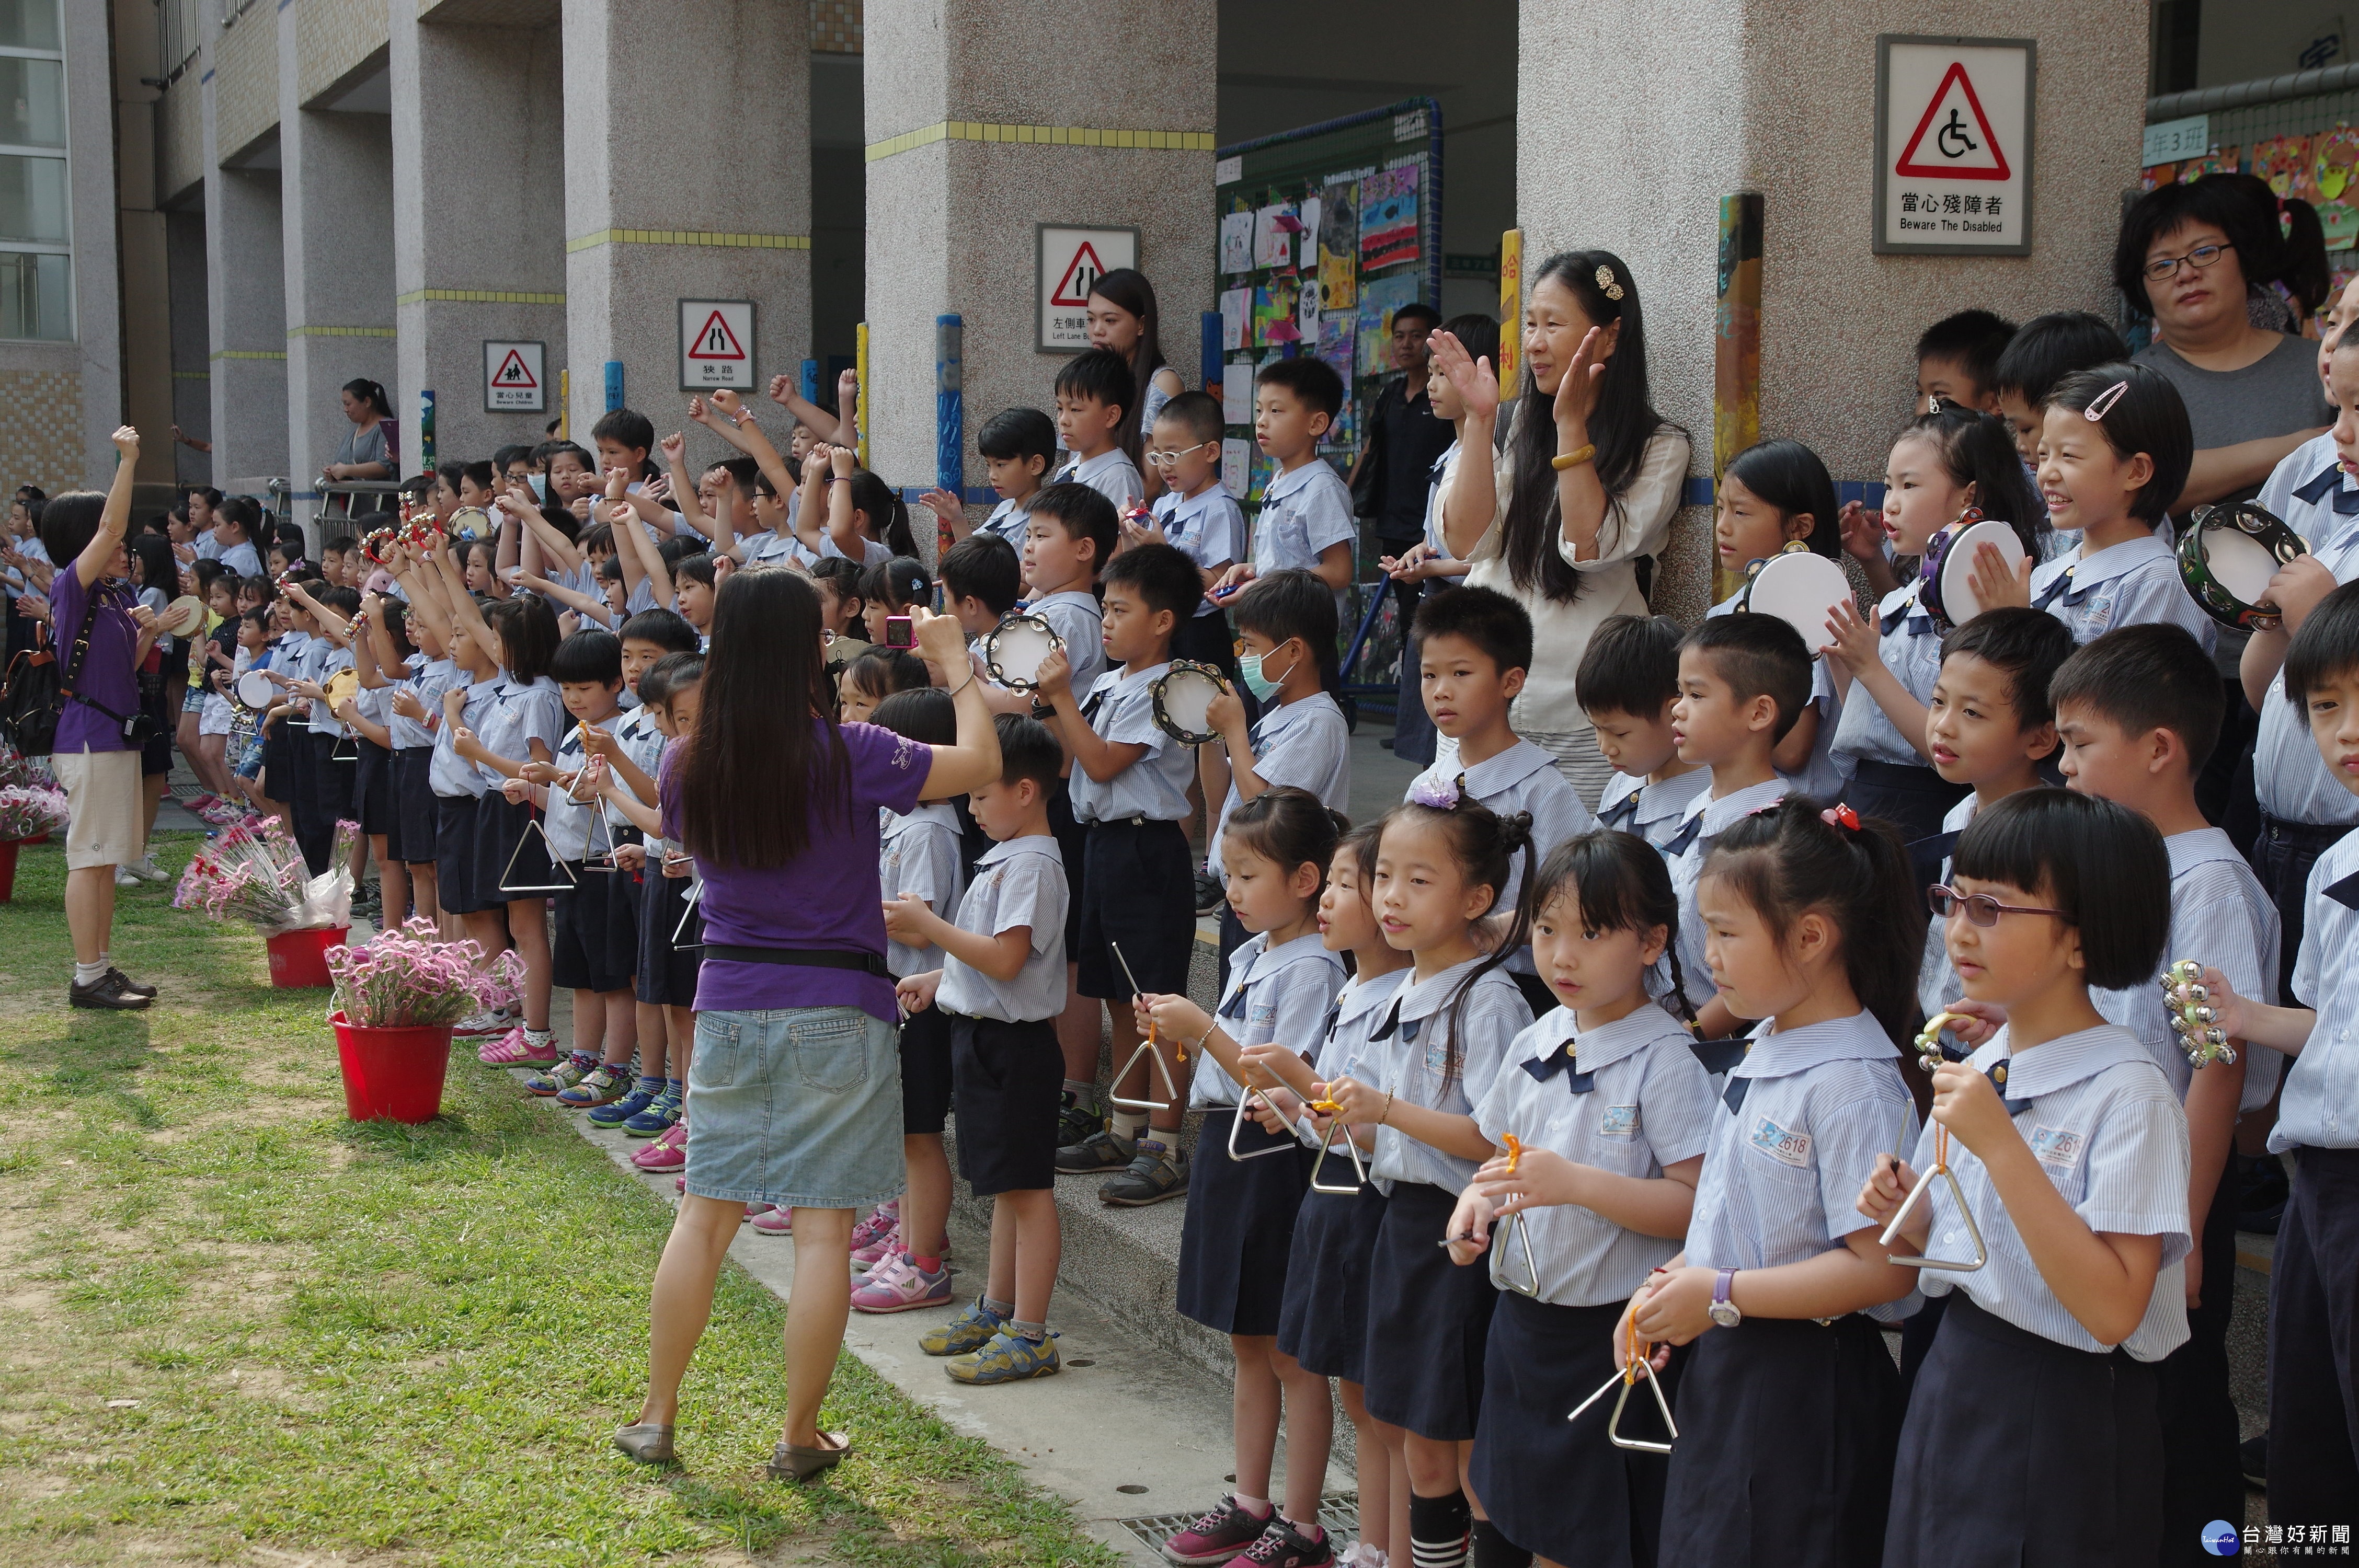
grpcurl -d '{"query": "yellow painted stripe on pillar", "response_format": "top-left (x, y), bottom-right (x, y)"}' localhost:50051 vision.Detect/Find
top-left (865, 121), bottom-right (1215, 163)
top-left (286, 324), bottom-right (398, 338)
top-left (209, 349), bottom-right (287, 361)
top-left (394, 287), bottom-right (569, 306)
top-left (564, 229), bottom-right (811, 255)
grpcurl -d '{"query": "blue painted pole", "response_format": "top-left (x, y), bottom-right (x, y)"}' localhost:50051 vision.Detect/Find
top-left (418, 389), bottom-right (436, 469)
top-left (1200, 310), bottom-right (1221, 391)
top-left (800, 358), bottom-right (820, 405)
top-left (936, 314), bottom-right (964, 552)
top-left (603, 360), bottom-right (624, 412)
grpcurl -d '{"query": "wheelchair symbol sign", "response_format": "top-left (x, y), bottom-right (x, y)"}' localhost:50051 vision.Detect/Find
top-left (1894, 60), bottom-right (2010, 180)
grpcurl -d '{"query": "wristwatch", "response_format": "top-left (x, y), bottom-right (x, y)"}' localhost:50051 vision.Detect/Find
top-left (1708, 1267), bottom-right (1742, 1328)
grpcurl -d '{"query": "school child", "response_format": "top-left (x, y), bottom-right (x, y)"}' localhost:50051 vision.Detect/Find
top-left (208, 495), bottom-right (265, 578)
top-left (888, 714), bottom-right (1071, 1385)
top-left (809, 556), bottom-right (870, 667)
top-left (2180, 581), bottom-right (2359, 1522)
top-left (226, 606), bottom-right (280, 818)
top-left (925, 406), bottom-right (1057, 549)
top-left (2021, 365), bottom-right (2214, 651)
top-left (1636, 798), bottom-right (1924, 1568)
top-left (190, 572), bottom-right (244, 820)
top-left (1988, 310), bottom-right (2131, 473)
top-left (1822, 406), bottom-right (2047, 840)
top-left (1051, 347), bottom-right (1147, 509)
top-left (339, 593), bottom-right (414, 925)
top-left (840, 649), bottom-right (929, 725)
top-left (267, 582), bottom-right (339, 874)
top-left (1581, 615), bottom-right (1710, 852)
top-left (1218, 359), bottom-right (1355, 597)
top-left (1913, 307), bottom-right (2016, 413)
top-left (1446, 831), bottom-right (1719, 1568)
top-left (597, 652), bottom-right (706, 1175)
top-left (589, 407), bottom-right (661, 490)
top-left (320, 534), bottom-right (356, 590)
top-left (940, 534), bottom-right (1022, 639)
top-left (1200, 571), bottom-right (1353, 982)
top-left (1862, 789), bottom-right (2189, 1567)
top-left (404, 557), bottom-right (501, 990)
top-left (1403, 585), bottom-right (1595, 1013)
top-left (1034, 544), bottom-right (1205, 1184)
top-left (811, 446), bottom-right (920, 566)
top-left (1318, 793), bottom-right (1535, 1568)
top-left (1245, 823), bottom-right (1411, 1568)
top-left (1704, 438), bottom-right (1849, 801)
top-left (1140, 390), bottom-right (1245, 667)
top-left (857, 556), bottom-right (933, 651)
top-left (1139, 788), bottom-right (1350, 1568)
top-left (2046, 624), bottom-right (2277, 1551)
top-left (1662, 615), bottom-right (1812, 1033)
top-left (848, 688), bottom-right (967, 1309)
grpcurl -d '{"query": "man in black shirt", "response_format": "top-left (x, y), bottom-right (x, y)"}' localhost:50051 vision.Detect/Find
top-left (1351, 302), bottom-right (1453, 763)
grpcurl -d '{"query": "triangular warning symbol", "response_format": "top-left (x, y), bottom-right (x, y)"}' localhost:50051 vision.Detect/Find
top-left (1895, 61), bottom-right (2011, 181)
top-left (1050, 242), bottom-right (1109, 308)
top-left (493, 348), bottom-right (537, 389)
top-left (688, 309), bottom-right (747, 361)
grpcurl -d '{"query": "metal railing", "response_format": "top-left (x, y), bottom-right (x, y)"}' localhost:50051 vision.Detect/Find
top-left (153, 0), bottom-right (201, 86)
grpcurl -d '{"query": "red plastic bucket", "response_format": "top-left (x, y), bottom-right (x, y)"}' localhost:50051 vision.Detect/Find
top-left (329, 1011), bottom-right (453, 1123)
top-left (265, 925), bottom-right (347, 988)
top-left (0, 838), bottom-right (18, 903)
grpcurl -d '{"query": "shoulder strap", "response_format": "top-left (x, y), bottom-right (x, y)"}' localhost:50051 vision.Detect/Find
top-left (58, 578), bottom-right (133, 721)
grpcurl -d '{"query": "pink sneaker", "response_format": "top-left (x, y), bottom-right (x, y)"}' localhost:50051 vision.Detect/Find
top-left (743, 1202), bottom-right (775, 1225)
top-left (634, 1121), bottom-right (687, 1171)
top-left (851, 1253), bottom-right (954, 1314)
top-left (477, 1027), bottom-right (558, 1067)
top-left (849, 1220), bottom-right (901, 1273)
top-left (750, 1205), bottom-right (793, 1237)
top-left (849, 1200), bottom-right (900, 1253)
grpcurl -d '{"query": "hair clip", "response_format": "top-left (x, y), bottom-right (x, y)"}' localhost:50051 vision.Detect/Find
top-left (1594, 263), bottom-right (1624, 303)
top-left (1409, 775), bottom-right (1462, 811)
top-left (1821, 803), bottom-right (1861, 832)
top-left (2083, 380), bottom-right (2131, 423)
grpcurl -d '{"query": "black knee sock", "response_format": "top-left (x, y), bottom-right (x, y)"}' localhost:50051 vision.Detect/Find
top-left (1469, 1517), bottom-right (1530, 1568)
top-left (1408, 1491), bottom-right (1471, 1568)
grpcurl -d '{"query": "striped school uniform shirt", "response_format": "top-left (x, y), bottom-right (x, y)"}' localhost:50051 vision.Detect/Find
top-left (1366, 956), bottom-right (1535, 1194)
top-left (2028, 532), bottom-right (2215, 652)
top-left (1667, 776), bottom-right (1789, 1008)
top-left (1596, 766), bottom-right (1712, 851)
top-left (1190, 930), bottom-right (1346, 1109)
top-left (2276, 829), bottom-right (2359, 1151)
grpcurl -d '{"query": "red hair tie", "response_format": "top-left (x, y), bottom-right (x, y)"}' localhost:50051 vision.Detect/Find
top-left (1822, 803), bottom-right (1861, 832)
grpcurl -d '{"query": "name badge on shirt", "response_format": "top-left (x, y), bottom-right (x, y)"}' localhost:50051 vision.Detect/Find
top-left (2085, 593), bottom-right (2116, 635)
top-left (1601, 1104), bottom-right (1641, 1137)
top-left (1249, 1001), bottom-right (1277, 1033)
top-left (1748, 1115), bottom-right (1812, 1168)
top-left (2029, 1126), bottom-right (2085, 1169)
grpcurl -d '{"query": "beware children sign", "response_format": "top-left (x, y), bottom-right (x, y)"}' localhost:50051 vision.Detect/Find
top-left (1874, 36), bottom-right (2035, 257)
top-left (483, 340), bottom-right (545, 413)
top-left (679, 299), bottom-right (758, 391)
top-left (1036, 224), bottom-right (1139, 351)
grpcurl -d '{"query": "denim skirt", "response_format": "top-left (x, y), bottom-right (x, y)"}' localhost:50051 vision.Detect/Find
top-left (683, 1005), bottom-right (905, 1210)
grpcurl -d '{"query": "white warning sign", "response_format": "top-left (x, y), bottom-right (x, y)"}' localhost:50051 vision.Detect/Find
top-left (678, 299), bottom-right (757, 390)
top-left (1875, 36), bottom-right (2034, 257)
top-left (483, 340), bottom-right (545, 413)
top-left (1036, 224), bottom-right (1139, 352)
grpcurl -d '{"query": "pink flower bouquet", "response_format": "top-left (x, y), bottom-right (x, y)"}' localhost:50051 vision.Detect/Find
top-left (0, 784), bottom-right (68, 841)
top-left (173, 815), bottom-right (359, 933)
top-left (327, 918), bottom-right (526, 1027)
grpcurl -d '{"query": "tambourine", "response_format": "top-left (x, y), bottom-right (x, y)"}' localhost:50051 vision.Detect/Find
top-left (1735, 542), bottom-right (1851, 649)
top-left (161, 595), bottom-right (208, 637)
top-left (1918, 510), bottom-right (2025, 633)
top-left (445, 505), bottom-right (493, 540)
top-left (2160, 959), bottom-right (2238, 1068)
top-left (1152, 660), bottom-right (1228, 744)
top-left (324, 667), bottom-right (360, 710)
top-left (235, 670), bottom-right (277, 709)
top-left (2177, 502), bottom-right (2307, 631)
top-left (981, 612), bottom-right (1063, 691)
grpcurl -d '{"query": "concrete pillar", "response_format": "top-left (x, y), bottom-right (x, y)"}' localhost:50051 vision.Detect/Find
top-left (1516, 0), bottom-right (2148, 620)
top-left (561, 0), bottom-right (809, 449)
top-left (279, 2), bottom-right (396, 499)
top-left (167, 209), bottom-right (213, 488)
top-left (202, 158), bottom-right (289, 485)
top-left (863, 1), bottom-right (1217, 523)
top-left (388, 13), bottom-right (566, 467)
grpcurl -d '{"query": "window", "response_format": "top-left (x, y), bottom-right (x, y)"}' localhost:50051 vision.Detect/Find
top-left (0, 0), bottom-right (67, 340)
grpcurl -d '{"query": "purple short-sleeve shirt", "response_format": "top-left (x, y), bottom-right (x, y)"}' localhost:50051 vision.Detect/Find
top-left (48, 569), bottom-right (141, 754)
top-left (665, 720), bottom-right (931, 1021)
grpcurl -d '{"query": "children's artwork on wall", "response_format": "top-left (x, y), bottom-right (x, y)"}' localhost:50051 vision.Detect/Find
top-left (1223, 366), bottom-right (1254, 426)
top-left (1298, 276), bottom-right (1323, 338)
top-left (2316, 128), bottom-right (2359, 204)
top-left (1219, 288), bottom-right (1250, 352)
top-left (1249, 448), bottom-right (1276, 507)
top-left (2253, 135), bottom-right (2316, 201)
top-left (1319, 181), bottom-right (1359, 310)
top-left (1255, 277), bottom-right (1302, 345)
top-left (1318, 317), bottom-right (1359, 449)
top-left (1360, 165), bottom-right (1421, 271)
top-left (1220, 211), bottom-right (1255, 275)
top-left (1254, 203), bottom-right (1298, 269)
top-left (1221, 437), bottom-right (1251, 499)
top-left (1299, 197), bottom-right (1322, 271)
top-left (1357, 274), bottom-right (1421, 378)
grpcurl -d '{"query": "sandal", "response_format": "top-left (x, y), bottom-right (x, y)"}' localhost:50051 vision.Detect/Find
top-left (767, 1432), bottom-right (852, 1482)
top-left (612, 1422), bottom-right (677, 1463)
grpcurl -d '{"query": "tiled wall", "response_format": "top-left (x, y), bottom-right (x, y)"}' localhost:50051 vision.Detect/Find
top-left (811, 0), bottom-right (862, 52)
top-left (0, 367), bottom-right (90, 494)
top-left (213, 8), bottom-right (279, 160)
top-left (296, 0), bottom-right (392, 104)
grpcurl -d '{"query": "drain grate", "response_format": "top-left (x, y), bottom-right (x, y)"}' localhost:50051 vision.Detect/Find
top-left (1117, 1493), bottom-right (1360, 1555)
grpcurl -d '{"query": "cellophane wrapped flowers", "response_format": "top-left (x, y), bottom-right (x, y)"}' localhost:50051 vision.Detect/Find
top-left (328, 918), bottom-right (526, 1027)
top-left (0, 784), bottom-right (68, 841)
top-left (172, 815), bottom-right (357, 933)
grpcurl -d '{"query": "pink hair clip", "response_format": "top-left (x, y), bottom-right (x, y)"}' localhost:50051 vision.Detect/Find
top-left (2083, 380), bottom-right (2131, 422)
top-left (1822, 803), bottom-right (1861, 832)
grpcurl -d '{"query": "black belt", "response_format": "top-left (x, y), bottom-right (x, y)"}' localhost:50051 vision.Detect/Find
top-left (2257, 811), bottom-right (2356, 852)
top-left (704, 943), bottom-right (891, 978)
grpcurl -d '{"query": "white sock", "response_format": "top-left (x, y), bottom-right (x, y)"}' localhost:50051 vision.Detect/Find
top-left (73, 960), bottom-right (107, 986)
top-left (1111, 1110), bottom-right (1148, 1142)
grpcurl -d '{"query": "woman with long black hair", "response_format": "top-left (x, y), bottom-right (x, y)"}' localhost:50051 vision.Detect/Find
top-left (616, 568), bottom-right (1001, 1480)
top-left (1432, 249), bottom-right (1690, 805)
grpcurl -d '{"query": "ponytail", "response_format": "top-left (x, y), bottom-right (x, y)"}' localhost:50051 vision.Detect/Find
top-left (1383, 783), bottom-right (1537, 1088)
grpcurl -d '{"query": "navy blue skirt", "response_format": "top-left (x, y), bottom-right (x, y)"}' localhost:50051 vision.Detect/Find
top-left (433, 793), bottom-right (485, 916)
top-left (1176, 1108), bottom-right (1311, 1336)
top-left (1884, 1295), bottom-right (2161, 1568)
top-left (1361, 1181), bottom-right (1498, 1440)
top-left (352, 737), bottom-right (395, 838)
top-left (1470, 1293), bottom-right (1679, 1568)
top-left (1275, 1177), bottom-right (1386, 1381)
top-left (636, 863), bottom-right (702, 1007)
top-left (392, 747), bottom-right (437, 867)
top-left (1658, 1313), bottom-right (1902, 1568)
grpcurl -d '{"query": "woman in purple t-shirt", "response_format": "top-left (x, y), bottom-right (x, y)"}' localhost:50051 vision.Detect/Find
top-left (616, 567), bottom-right (1002, 1480)
top-left (40, 428), bottom-right (164, 1011)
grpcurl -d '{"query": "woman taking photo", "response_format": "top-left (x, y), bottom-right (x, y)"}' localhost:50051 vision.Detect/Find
top-left (1432, 248), bottom-right (1689, 803)
top-left (615, 569), bottom-right (1000, 1480)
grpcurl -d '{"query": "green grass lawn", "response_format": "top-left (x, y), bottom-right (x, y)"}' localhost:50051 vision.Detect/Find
top-left (0, 836), bottom-right (1121, 1568)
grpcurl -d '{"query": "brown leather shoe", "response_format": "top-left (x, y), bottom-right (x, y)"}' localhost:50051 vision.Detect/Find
top-left (70, 970), bottom-right (153, 1010)
top-left (106, 967), bottom-right (158, 999)
top-left (766, 1432), bottom-right (852, 1481)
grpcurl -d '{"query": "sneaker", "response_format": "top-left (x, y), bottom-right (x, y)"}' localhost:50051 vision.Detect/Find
top-left (852, 1253), bottom-right (954, 1314)
top-left (1223, 1519), bottom-right (1334, 1568)
top-left (115, 865), bottom-right (141, 889)
top-left (920, 1296), bottom-right (1007, 1357)
top-left (1163, 1499), bottom-right (1275, 1565)
top-left (849, 1200), bottom-right (901, 1254)
top-left (750, 1205), bottom-right (793, 1237)
top-left (1195, 869), bottom-right (1227, 917)
top-left (480, 1028), bottom-right (562, 1068)
top-left (105, 968), bottom-right (158, 999)
top-left (1336, 1545), bottom-right (1387, 1568)
top-left (455, 1008), bottom-right (518, 1039)
top-left (2242, 1430), bottom-right (2268, 1490)
top-left (70, 969), bottom-right (153, 1011)
top-left (944, 1326), bottom-right (1059, 1385)
top-left (587, 1079), bottom-right (663, 1129)
top-left (556, 1062), bottom-right (634, 1108)
top-left (743, 1202), bottom-right (775, 1225)
top-left (622, 1087), bottom-right (683, 1137)
top-left (1055, 1097), bottom-right (1102, 1151)
top-left (850, 1220), bottom-right (902, 1273)
top-left (1100, 1138), bottom-right (1188, 1207)
top-left (633, 1121), bottom-right (686, 1171)
top-left (522, 1056), bottom-right (592, 1097)
top-left (1057, 1127), bottom-right (1136, 1176)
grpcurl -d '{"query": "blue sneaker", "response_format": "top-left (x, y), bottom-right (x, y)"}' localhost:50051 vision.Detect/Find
top-left (622, 1086), bottom-right (683, 1138)
top-left (588, 1077), bottom-right (663, 1129)
top-left (920, 1297), bottom-right (1007, 1357)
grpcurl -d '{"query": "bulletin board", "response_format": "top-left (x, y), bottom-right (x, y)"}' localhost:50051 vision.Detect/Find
top-left (1212, 98), bottom-right (1445, 509)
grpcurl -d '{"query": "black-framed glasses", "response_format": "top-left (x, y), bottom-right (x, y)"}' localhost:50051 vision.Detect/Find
top-left (1928, 883), bottom-right (2069, 927)
top-left (2143, 241), bottom-right (2234, 282)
